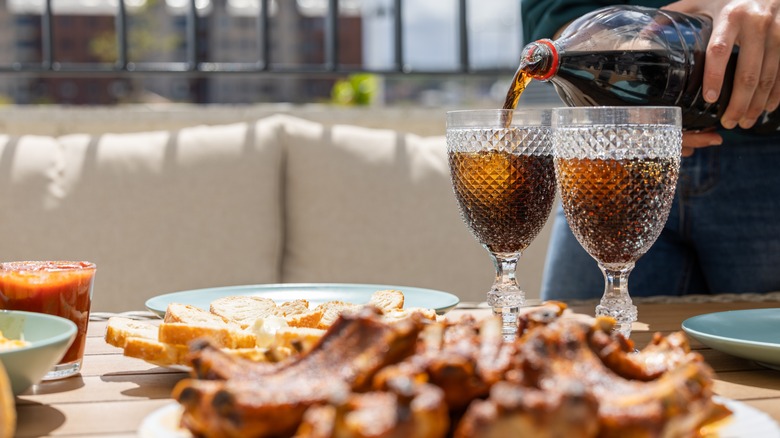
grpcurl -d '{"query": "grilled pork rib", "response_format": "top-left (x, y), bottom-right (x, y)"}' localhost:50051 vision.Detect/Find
top-left (173, 307), bottom-right (424, 437)
top-left (456, 317), bottom-right (728, 438)
top-left (173, 304), bottom-right (728, 438)
top-left (294, 378), bottom-right (449, 438)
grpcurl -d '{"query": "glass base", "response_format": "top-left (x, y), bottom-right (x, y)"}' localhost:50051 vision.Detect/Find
top-left (595, 302), bottom-right (637, 339)
top-left (42, 359), bottom-right (82, 380)
top-left (492, 306), bottom-right (521, 341)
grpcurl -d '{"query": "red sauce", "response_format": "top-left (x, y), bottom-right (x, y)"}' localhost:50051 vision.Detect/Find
top-left (0, 261), bottom-right (96, 364)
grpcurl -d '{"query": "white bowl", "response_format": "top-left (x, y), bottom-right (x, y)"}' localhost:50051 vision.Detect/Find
top-left (0, 310), bottom-right (77, 395)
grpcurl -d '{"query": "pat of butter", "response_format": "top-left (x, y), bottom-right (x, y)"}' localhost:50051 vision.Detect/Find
top-left (249, 316), bottom-right (288, 348)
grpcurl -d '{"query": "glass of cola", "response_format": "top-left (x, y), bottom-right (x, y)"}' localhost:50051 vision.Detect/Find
top-left (446, 109), bottom-right (556, 340)
top-left (552, 106), bottom-right (682, 337)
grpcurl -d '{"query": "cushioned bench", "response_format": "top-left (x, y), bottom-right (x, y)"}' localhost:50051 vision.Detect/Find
top-left (0, 111), bottom-right (552, 311)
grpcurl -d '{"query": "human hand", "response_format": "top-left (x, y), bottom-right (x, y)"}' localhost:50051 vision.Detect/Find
top-left (681, 130), bottom-right (722, 157)
top-left (663, 0), bottom-right (780, 129)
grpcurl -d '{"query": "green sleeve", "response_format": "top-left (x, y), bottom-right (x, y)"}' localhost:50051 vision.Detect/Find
top-left (521, 0), bottom-right (670, 43)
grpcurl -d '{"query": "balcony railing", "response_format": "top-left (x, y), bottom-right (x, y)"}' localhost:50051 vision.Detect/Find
top-left (2, 0), bottom-right (517, 78)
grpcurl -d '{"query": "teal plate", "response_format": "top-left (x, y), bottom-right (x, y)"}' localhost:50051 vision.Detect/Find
top-left (145, 283), bottom-right (460, 318)
top-left (682, 309), bottom-right (780, 370)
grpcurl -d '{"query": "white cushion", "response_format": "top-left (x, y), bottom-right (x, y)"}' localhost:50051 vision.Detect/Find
top-left (0, 118), bottom-right (285, 312)
top-left (280, 116), bottom-right (493, 302)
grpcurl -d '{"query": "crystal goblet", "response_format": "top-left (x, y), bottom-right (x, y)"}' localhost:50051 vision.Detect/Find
top-left (552, 106), bottom-right (682, 337)
top-left (446, 109), bottom-right (556, 339)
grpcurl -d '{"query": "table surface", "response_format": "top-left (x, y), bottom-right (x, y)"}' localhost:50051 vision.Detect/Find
top-left (13, 300), bottom-right (780, 437)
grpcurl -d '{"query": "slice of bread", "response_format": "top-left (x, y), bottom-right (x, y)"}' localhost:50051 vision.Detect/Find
top-left (209, 296), bottom-right (281, 329)
top-left (123, 337), bottom-right (190, 367)
top-left (164, 303), bottom-right (237, 328)
top-left (105, 317), bottom-right (159, 349)
top-left (158, 323), bottom-right (256, 349)
top-left (285, 308), bottom-right (324, 328)
top-left (382, 307), bottom-right (438, 323)
top-left (278, 299), bottom-right (310, 316)
top-left (314, 301), bottom-right (361, 329)
top-left (369, 289), bottom-right (405, 313)
top-left (275, 326), bottom-right (326, 353)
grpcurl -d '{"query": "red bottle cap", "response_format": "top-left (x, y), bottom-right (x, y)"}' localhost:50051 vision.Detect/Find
top-left (533, 39), bottom-right (559, 81)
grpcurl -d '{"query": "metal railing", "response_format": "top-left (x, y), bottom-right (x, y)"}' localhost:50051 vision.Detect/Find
top-left (3, 0), bottom-right (513, 78)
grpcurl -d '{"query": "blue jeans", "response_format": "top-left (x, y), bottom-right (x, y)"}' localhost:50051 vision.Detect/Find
top-left (541, 134), bottom-right (780, 300)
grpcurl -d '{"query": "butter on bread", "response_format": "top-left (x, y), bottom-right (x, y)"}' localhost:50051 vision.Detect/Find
top-left (248, 316), bottom-right (325, 354)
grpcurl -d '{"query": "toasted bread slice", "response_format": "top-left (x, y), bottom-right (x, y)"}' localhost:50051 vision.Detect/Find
top-left (314, 301), bottom-right (361, 329)
top-left (275, 326), bottom-right (326, 353)
top-left (164, 302), bottom-right (237, 328)
top-left (369, 289), bottom-right (405, 313)
top-left (285, 308), bottom-right (324, 328)
top-left (105, 317), bottom-right (159, 349)
top-left (158, 323), bottom-right (256, 349)
top-left (278, 299), bottom-right (310, 316)
top-left (209, 296), bottom-right (281, 329)
top-left (123, 337), bottom-right (189, 367)
top-left (382, 307), bottom-right (438, 323)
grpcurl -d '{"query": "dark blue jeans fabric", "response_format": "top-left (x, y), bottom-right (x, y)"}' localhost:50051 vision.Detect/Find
top-left (541, 135), bottom-right (780, 300)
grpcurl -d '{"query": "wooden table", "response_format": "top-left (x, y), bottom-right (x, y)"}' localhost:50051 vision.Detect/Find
top-left (13, 300), bottom-right (780, 437)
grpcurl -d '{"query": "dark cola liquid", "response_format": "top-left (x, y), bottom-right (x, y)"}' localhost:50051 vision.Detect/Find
top-left (503, 69), bottom-right (533, 110)
top-left (509, 4), bottom-right (780, 132)
top-left (555, 156), bottom-right (679, 264)
top-left (449, 150), bottom-right (556, 254)
top-left (551, 49), bottom-right (740, 131)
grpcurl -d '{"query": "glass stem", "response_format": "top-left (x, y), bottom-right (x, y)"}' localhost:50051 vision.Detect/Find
top-left (487, 251), bottom-right (525, 341)
top-left (595, 263), bottom-right (638, 338)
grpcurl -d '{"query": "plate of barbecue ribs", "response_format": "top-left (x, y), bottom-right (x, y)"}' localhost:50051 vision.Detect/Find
top-left (139, 396), bottom-right (780, 438)
top-left (682, 308), bottom-right (780, 370)
top-left (136, 302), bottom-right (780, 437)
top-left (145, 283), bottom-right (461, 318)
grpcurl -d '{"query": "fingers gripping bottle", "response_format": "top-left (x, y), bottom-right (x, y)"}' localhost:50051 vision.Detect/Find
top-left (516, 5), bottom-right (779, 132)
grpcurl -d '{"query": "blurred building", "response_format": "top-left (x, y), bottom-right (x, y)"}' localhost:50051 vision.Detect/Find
top-left (0, 0), bottom-right (559, 107)
top-left (2, 0), bottom-right (362, 104)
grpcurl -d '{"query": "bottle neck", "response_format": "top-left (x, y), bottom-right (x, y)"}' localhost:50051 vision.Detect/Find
top-left (520, 39), bottom-right (559, 81)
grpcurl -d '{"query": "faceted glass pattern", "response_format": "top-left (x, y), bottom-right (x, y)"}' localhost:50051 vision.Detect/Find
top-left (448, 127), bottom-right (556, 254)
top-left (554, 125), bottom-right (680, 265)
top-left (446, 109), bottom-right (554, 339)
top-left (552, 107), bottom-right (682, 338)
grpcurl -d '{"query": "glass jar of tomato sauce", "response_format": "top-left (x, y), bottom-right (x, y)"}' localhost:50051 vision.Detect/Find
top-left (0, 261), bottom-right (96, 380)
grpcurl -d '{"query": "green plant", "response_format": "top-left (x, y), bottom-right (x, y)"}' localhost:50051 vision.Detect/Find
top-left (331, 73), bottom-right (378, 106)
